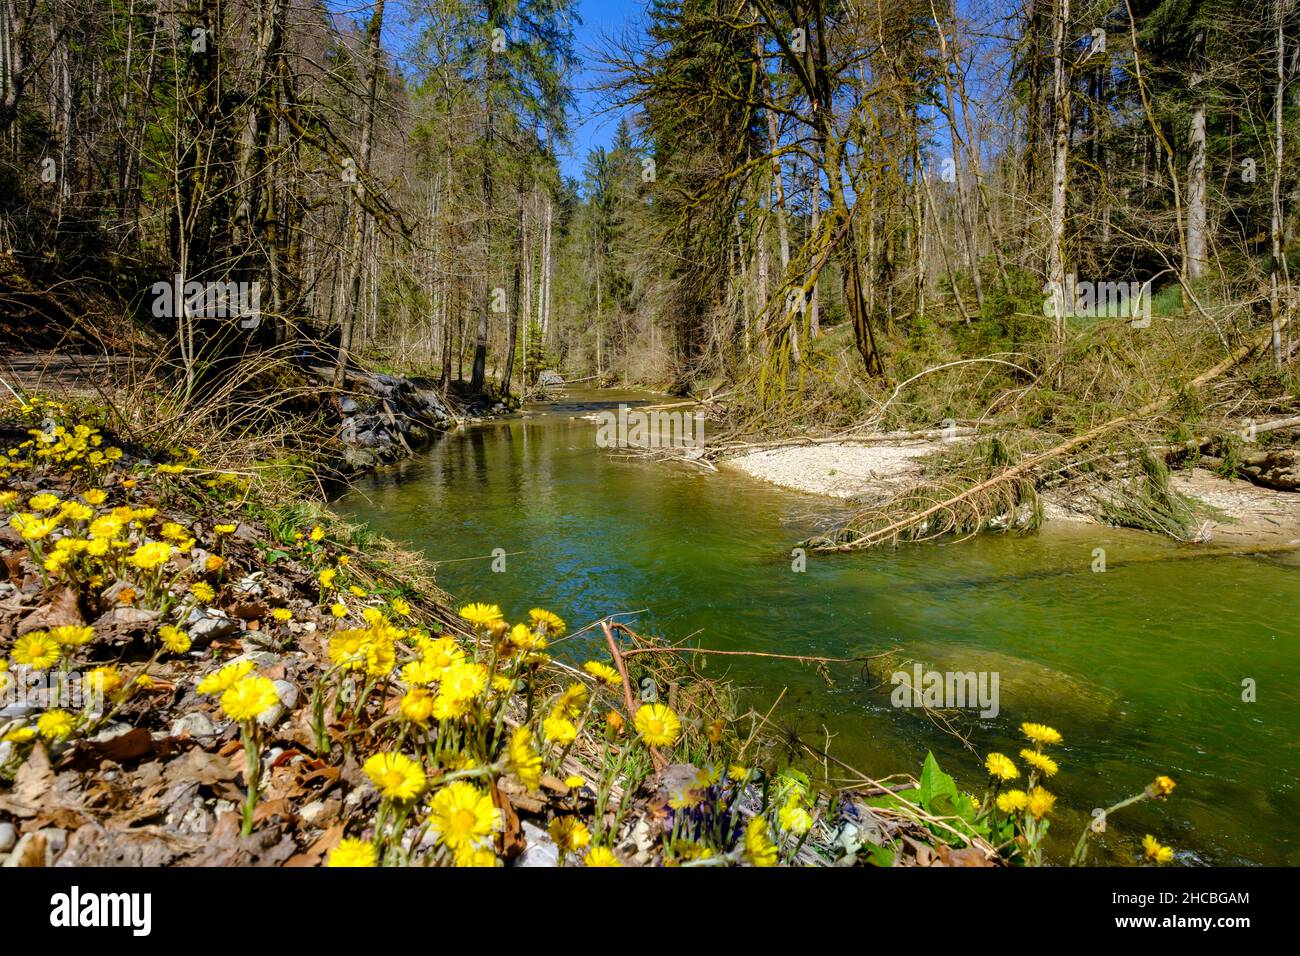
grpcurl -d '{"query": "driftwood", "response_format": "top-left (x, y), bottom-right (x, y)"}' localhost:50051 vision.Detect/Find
top-left (818, 319), bottom-right (1291, 552)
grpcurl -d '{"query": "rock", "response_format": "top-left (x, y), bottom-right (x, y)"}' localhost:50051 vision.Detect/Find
top-left (255, 679), bottom-right (297, 728)
top-left (224, 650), bottom-right (282, 670)
top-left (300, 799), bottom-right (340, 828)
top-left (0, 822), bottom-right (15, 853)
top-left (340, 397), bottom-right (359, 414)
top-left (88, 722), bottom-right (135, 744)
top-left (0, 703), bottom-right (40, 720)
top-left (171, 712), bottom-right (217, 740)
top-left (185, 607), bottom-right (239, 642)
top-left (513, 821), bottom-right (558, 867)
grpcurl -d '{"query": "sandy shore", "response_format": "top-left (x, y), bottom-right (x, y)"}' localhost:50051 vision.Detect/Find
top-left (719, 440), bottom-right (949, 500)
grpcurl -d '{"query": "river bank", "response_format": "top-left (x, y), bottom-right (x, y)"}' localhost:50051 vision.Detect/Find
top-left (0, 392), bottom-right (994, 868)
top-left (718, 439), bottom-right (1300, 547)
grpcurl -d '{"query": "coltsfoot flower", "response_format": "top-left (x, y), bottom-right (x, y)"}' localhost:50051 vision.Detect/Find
top-left (459, 602), bottom-right (503, 628)
top-left (327, 838), bottom-right (377, 867)
top-left (196, 660), bottom-right (255, 695)
top-left (159, 625), bottom-right (192, 654)
top-left (584, 846), bottom-right (620, 867)
top-left (36, 709), bottom-right (75, 741)
top-left (549, 817), bottom-right (591, 854)
top-left (1019, 748), bottom-right (1058, 777)
top-left (634, 703), bottom-right (681, 747)
top-left (984, 752), bottom-right (1019, 780)
top-left (744, 816), bottom-right (778, 866)
top-left (428, 781), bottom-right (501, 851)
top-left (1027, 786), bottom-right (1057, 820)
top-left (1142, 834), bottom-right (1174, 864)
top-left (221, 675), bottom-right (281, 722)
top-left (1021, 722), bottom-right (1063, 746)
top-left (582, 660), bottom-right (621, 687)
top-left (11, 632), bottom-right (61, 670)
top-left (528, 607), bottom-right (565, 636)
top-left (508, 726), bottom-right (542, 790)
top-left (996, 789), bottom-right (1029, 813)
top-left (363, 752), bottom-right (427, 802)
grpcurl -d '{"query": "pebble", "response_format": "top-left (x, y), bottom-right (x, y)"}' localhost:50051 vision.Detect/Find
top-left (0, 822), bottom-right (15, 853)
top-left (170, 712), bottom-right (217, 739)
top-left (514, 821), bottom-right (559, 867)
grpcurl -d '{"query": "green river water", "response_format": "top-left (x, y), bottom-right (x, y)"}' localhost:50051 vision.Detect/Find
top-left (336, 389), bottom-right (1300, 866)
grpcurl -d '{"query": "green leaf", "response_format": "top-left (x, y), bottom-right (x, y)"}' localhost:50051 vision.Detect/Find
top-left (918, 751), bottom-right (960, 815)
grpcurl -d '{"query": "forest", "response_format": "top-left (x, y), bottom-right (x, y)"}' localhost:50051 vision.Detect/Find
top-left (0, 0), bottom-right (1295, 891)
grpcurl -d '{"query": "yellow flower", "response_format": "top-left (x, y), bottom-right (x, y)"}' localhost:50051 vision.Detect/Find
top-left (36, 709), bottom-right (75, 741)
top-left (205, 555), bottom-right (224, 573)
top-left (328, 629), bottom-right (368, 670)
top-left (564, 775), bottom-right (585, 790)
top-left (778, 800), bottom-right (813, 835)
top-left (1019, 748), bottom-right (1058, 777)
top-left (3, 727), bottom-right (37, 743)
top-left (390, 597), bottom-right (410, 616)
top-left (428, 781), bottom-right (501, 851)
top-left (58, 501), bottom-right (93, 522)
top-left (85, 665), bottom-right (123, 696)
top-left (542, 715), bottom-right (577, 746)
top-left (128, 541), bottom-right (172, 571)
top-left (12, 513), bottom-right (55, 540)
top-left (548, 817), bottom-right (591, 854)
top-left (1150, 775), bottom-right (1176, 798)
top-left (528, 607), bottom-right (565, 636)
top-left (583, 660), bottom-right (622, 687)
top-left (48, 625), bottom-right (94, 648)
top-left (729, 764), bottom-right (750, 781)
top-left (196, 660), bottom-right (255, 695)
top-left (459, 602), bottom-right (503, 628)
top-left (430, 692), bottom-right (467, 721)
top-left (12, 632), bottom-right (61, 669)
top-left (214, 523), bottom-right (237, 535)
top-left (363, 752), bottom-right (427, 802)
top-left (400, 688), bottom-right (435, 724)
top-left (996, 789), bottom-right (1029, 813)
top-left (156, 463), bottom-right (185, 474)
top-left (28, 492), bottom-right (61, 512)
top-left (552, 682), bottom-right (589, 720)
top-left (508, 621), bottom-right (546, 651)
top-left (159, 625), bottom-right (192, 654)
top-left (1021, 722), bottom-right (1063, 746)
top-left (1142, 834), bottom-right (1174, 864)
top-left (744, 816), bottom-right (778, 866)
top-left (271, 608), bottom-right (292, 623)
top-left (440, 661), bottom-right (488, 702)
top-left (327, 838), bottom-right (377, 867)
top-left (0, 490), bottom-right (18, 509)
top-left (318, 568), bottom-right (336, 588)
top-left (365, 639), bottom-right (395, 678)
top-left (83, 490), bottom-right (107, 505)
top-left (584, 846), bottom-right (620, 867)
top-left (348, 586), bottom-right (366, 598)
top-left (1026, 786), bottom-right (1057, 820)
top-left (309, 526), bottom-right (325, 542)
top-left (984, 752), bottom-right (1019, 781)
top-left (160, 521), bottom-right (188, 541)
top-left (453, 847), bottom-right (500, 867)
top-left (330, 602), bottom-right (347, 618)
top-left (508, 726), bottom-right (542, 790)
top-left (606, 710), bottom-right (625, 735)
top-left (189, 581), bottom-right (216, 603)
top-left (634, 703), bottom-right (681, 747)
top-left (706, 718), bottom-right (725, 744)
top-left (220, 675), bottom-right (281, 722)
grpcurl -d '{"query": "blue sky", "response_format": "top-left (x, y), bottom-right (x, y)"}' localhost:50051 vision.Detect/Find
top-left (557, 0), bottom-right (646, 180)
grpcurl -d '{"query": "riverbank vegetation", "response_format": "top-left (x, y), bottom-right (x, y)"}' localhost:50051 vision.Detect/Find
top-left (0, 393), bottom-right (1188, 866)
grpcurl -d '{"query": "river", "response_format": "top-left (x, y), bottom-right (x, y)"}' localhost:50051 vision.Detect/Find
top-left (336, 388), bottom-right (1300, 865)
